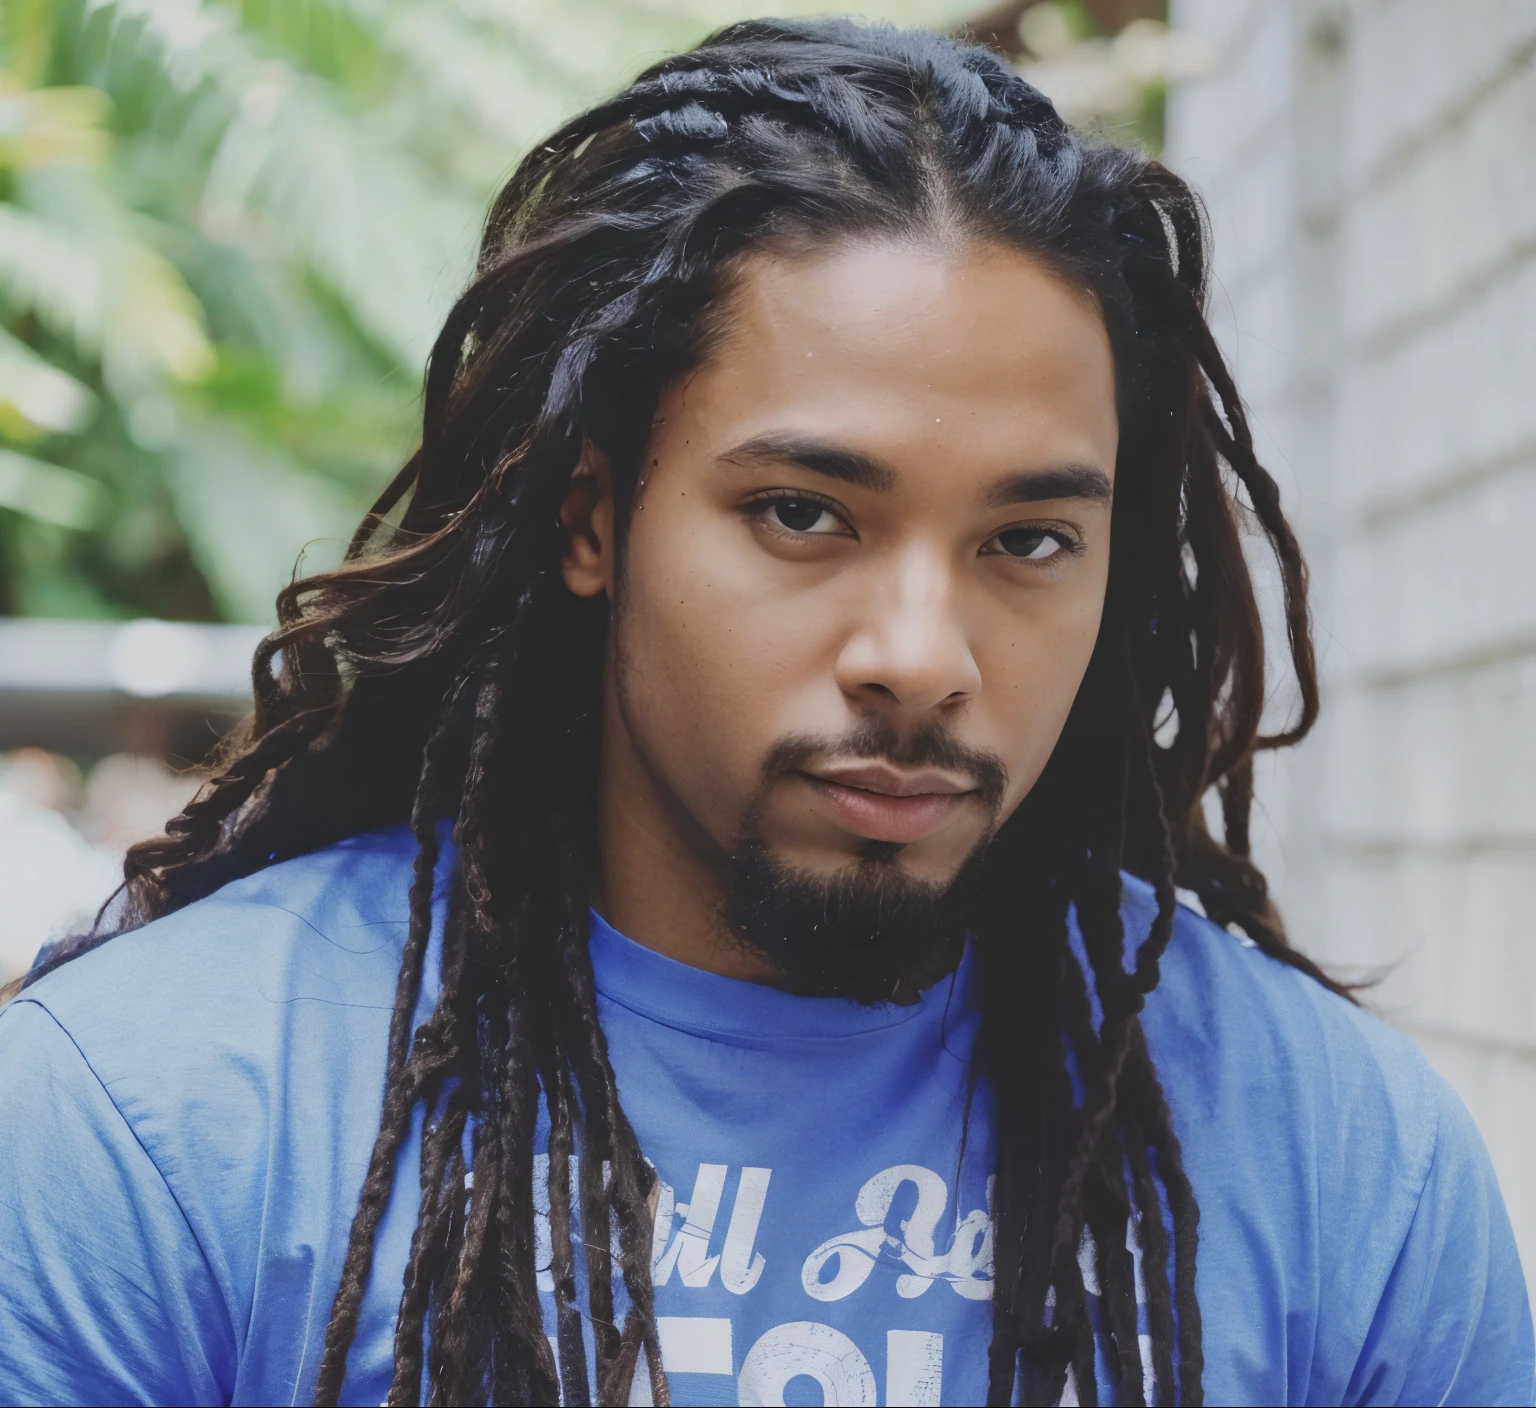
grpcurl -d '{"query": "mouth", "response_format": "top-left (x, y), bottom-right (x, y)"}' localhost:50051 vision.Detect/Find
top-left (798, 762), bottom-right (976, 845)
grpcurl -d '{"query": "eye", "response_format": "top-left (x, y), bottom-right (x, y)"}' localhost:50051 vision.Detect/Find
top-left (987, 526), bottom-right (1074, 561)
top-left (763, 496), bottom-right (842, 535)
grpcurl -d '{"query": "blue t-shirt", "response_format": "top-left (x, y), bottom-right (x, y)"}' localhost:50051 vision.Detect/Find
top-left (0, 826), bottom-right (1529, 1406)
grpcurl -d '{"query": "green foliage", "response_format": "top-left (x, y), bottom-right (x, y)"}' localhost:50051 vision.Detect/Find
top-left (0, 0), bottom-right (969, 622)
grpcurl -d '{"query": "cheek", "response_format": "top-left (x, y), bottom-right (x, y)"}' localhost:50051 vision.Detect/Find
top-left (613, 494), bottom-right (834, 828)
top-left (981, 574), bottom-right (1107, 808)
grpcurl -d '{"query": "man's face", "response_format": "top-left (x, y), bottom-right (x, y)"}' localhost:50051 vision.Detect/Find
top-left (570, 238), bottom-right (1117, 965)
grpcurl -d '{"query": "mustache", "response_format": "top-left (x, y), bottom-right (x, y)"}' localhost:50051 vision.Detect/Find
top-left (758, 716), bottom-right (1009, 814)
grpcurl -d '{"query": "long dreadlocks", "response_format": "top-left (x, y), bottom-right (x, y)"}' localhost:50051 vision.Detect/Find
top-left (28, 19), bottom-right (1343, 1407)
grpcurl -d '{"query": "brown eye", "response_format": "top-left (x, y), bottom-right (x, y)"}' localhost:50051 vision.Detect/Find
top-left (993, 527), bottom-right (1063, 560)
top-left (771, 499), bottom-right (836, 533)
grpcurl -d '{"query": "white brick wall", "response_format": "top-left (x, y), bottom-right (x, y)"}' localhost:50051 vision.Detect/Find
top-left (1169, 0), bottom-right (1536, 1300)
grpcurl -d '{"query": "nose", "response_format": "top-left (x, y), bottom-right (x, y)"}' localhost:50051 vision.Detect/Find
top-left (834, 545), bottom-right (982, 712)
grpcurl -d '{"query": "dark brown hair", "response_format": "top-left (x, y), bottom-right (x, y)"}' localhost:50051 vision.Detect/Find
top-left (32, 18), bottom-right (1338, 1405)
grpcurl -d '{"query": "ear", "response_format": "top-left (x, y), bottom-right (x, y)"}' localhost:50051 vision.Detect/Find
top-left (560, 438), bottom-right (616, 599)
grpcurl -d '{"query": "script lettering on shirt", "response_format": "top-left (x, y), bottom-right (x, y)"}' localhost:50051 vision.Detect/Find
top-left (532, 1157), bottom-right (996, 1405)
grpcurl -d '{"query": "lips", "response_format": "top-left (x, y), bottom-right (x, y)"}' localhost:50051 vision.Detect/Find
top-left (799, 763), bottom-right (975, 845)
top-left (809, 762), bottom-right (973, 797)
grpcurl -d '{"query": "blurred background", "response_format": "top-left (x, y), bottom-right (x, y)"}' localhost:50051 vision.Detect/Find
top-left (1, 0), bottom-right (1531, 1291)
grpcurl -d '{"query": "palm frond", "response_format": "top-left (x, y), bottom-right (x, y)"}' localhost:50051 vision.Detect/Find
top-left (0, 325), bottom-right (97, 436)
top-left (0, 447), bottom-right (102, 527)
top-left (0, 82), bottom-right (113, 170)
top-left (86, 0), bottom-right (480, 365)
top-left (0, 173), bottom-right (214, 392)
top-left (0, 202), bottom-right (106, 356)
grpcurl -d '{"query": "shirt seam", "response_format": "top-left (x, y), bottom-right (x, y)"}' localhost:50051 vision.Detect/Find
top-left (1404, 1078), bottom-right (1457, 1404)
top-left (1340, 1052), bottom-right (1447, 1402)
top-left (592, 981), bottom-right (930, 1044)
top-left (12, 996), bottom-right (237, 1341)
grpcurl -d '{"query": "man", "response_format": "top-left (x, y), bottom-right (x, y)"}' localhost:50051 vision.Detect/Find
top-left (0, 20), bottom-right (1528, 1407)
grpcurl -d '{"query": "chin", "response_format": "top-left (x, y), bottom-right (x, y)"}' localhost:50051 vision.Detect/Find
top-left (774, 822), bottom-right (984, 884)
top-left (721, 832), bottom-right (986, 1001)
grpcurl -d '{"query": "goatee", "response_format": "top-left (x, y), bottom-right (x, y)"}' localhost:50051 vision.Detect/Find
top-left (721, 717), bottom-right (1005, 1003)
top-left (723, 837), bottom-right (985, 1002)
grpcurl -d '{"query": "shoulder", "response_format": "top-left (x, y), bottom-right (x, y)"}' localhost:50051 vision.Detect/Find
top-left (2, 824), bottom-right (435, 1225)
top-left (1127, 874), bottom-right (1442, 1154)
top-left (0, 826), bottom-right (436, 1395)
top-left (1123, 877), bottom-right (1527, 1398)
top-left (19, 823), bottom-right (427, 1041)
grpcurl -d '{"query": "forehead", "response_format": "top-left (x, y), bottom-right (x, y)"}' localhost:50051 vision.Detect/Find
top-left (671, 239), bottom-right (1119, 485)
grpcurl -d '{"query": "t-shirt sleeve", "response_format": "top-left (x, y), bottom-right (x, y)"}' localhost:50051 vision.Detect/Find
top-left (1345, 1067), bottom-right (1535, 1406)
top-left (0, 997), bottom-right (236, 1406)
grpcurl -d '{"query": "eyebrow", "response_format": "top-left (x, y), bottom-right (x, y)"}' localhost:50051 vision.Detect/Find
top-left (720, 433), bottom-right (897, 492)
top-left (721, 431), bottom-right (1113, 507)
top-left (981, 464), bottom-right (1114, 508)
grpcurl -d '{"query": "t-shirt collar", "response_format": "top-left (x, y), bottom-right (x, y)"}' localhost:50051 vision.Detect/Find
top-left (586, 907), bottom-right (976, 1046)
